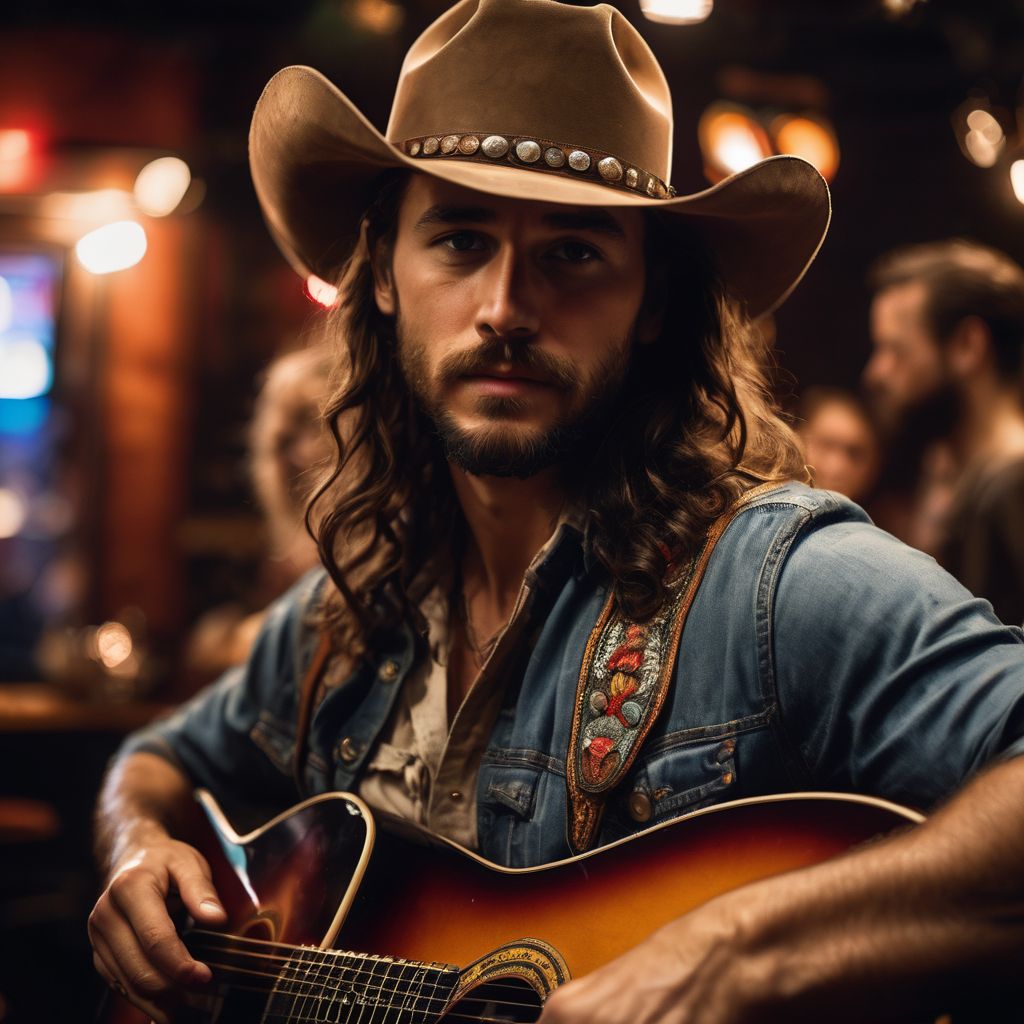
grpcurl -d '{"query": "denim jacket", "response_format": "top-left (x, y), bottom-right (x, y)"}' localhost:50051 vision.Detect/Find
top-left (124, 483), bottom-right (1024, 868)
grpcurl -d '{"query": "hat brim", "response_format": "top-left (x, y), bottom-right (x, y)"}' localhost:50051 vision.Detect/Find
top-left (250, 66), bottom-right (831, 318)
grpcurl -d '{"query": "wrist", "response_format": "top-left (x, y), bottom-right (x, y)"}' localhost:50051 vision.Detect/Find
top-left (106, 817), bottom-right (173, 876)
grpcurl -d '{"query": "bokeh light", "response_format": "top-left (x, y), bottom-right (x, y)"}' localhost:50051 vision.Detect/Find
top-left (772, 114), bottom-right (841, 182)
top-left (699, 104), bottom-right (773, 180)
top-left (1011, 160), bottom-right (1024, 205)
top-left (134, 156), bottom-right (192, 217)
top-left (0, 488), bottom-right (27, 539)
top-left (962, 109), bottom-right (1005, 168)
top-left (0, 335), bottom-right (52, 399)
top-left (75, 220), bottom-right (148, 274)
top-left (94, 621), bottom-right (133, 670)
top-left (640, 0), bottom-right (713, 25)
top-left (0, 129), bottom-right (33, 191)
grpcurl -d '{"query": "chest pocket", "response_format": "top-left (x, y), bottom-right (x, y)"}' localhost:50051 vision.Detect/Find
top-left (476, 761), bottom-right (563, 867)
top-left (250, 711), bottom-right (298, 776)
top-left (598, 734), bottom-right (738, 844)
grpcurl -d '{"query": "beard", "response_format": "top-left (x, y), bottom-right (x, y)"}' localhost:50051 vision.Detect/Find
top-left (869, 376), bottom-right (960, 448)
top-left (397, 323), bottom-right (632, 479)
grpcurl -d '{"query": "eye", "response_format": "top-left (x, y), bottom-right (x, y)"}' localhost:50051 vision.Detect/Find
top-left (549, 240), bottom-right (600, 264)
top-left (440, 231), bottom-right (487, 253)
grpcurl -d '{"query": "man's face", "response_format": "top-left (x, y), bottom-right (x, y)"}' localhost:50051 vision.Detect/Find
top-left (864, 281), bottom-right (952, 433)
top-left (373, 175), bottom-right (650, 477)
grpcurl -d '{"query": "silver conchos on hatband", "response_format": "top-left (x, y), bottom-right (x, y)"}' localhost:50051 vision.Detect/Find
top-left (597, 156), bottom-right (623, 182)
top-left (568, 150), bottom-right (590, 172)
top-left (400, 132), bottom-right (674, 200)
top-left (515, 140), bottom-right (542, 163)
top-left (481, 135), bottom-right (509, 158)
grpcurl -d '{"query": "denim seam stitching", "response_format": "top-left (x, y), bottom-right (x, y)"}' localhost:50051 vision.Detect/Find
top-left (757, 506), bottom-right (815, 785)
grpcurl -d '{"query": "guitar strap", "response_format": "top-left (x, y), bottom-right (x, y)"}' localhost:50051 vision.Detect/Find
top-left (565, 481), bottom-right (781, 854)
top-left (292, 631), bottom-right (333, 796)
top-left (290, 482), bottom-right (782, 824)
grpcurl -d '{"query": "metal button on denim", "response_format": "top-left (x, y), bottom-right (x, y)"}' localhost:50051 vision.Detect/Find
top-left (338, 737), bottom-right (364, 763)
top-left (628, 791), bottom-right (652, 822)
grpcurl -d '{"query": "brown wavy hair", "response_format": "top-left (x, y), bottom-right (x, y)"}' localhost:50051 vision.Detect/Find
top-left (308, 172), bottom-right (804, 655)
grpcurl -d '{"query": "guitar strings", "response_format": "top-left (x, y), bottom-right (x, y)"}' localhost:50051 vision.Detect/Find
top-left (191, 962), bottom-right (543, 1023)
top-left (190, 929), bottom-right (539, 996)
top-left (176, 971), bottom-right (538, 1024)
top-left (200, 955), bottom-right (543, 1014)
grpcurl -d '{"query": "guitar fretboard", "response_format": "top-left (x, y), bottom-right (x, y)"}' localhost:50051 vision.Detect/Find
top-left (189, 929), bottom-right (461, 1023)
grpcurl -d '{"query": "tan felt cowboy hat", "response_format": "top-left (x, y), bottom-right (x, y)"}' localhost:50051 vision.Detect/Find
top-left (250, 0), bottom-right (830, 317)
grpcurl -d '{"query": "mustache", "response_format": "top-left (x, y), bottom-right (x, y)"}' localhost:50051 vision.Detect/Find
top-left (436, 337), bottom-right (576, 390)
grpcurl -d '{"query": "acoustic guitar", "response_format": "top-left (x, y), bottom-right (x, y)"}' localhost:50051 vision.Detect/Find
top-left (103, 789), bottom-right (926, 1022)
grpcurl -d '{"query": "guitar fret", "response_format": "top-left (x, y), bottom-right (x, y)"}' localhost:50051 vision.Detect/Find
top-left (190, 929), bottom-right (460, 1024)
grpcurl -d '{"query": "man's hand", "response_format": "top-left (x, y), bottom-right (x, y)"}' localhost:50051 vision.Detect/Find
top-left (540, 758), bottom-right (1024, 1023)
top-left (88, 834), bottom-right (227, 1024)
top-left (539, 897), bottom-right (751, 1024)
top-left (90, 753), bottom-right (228, 1024)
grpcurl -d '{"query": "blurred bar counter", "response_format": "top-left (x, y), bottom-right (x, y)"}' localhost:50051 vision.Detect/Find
top-left (0, 682), bottom-right (170, 732)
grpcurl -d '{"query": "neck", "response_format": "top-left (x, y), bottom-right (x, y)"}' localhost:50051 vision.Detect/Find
top-left (949, 378), bottom-right (1024, 468)
top-left (450, 465), bottom-right (566, 612)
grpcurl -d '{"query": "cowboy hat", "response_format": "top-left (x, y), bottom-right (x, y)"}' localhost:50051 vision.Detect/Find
top-left (249, 0), bottom-right (830, 317)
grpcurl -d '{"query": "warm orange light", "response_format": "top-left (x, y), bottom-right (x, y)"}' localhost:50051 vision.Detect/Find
top-left (0, 129), bottom-right (34, 191)
top-left (95, 621), bottom-right (133, 670)
top-left (0, 130), bottom-right (30, 162)
top-left (305, 274), bottom-right (339, 307)
top-left (134, 156), bottom-right (192, 217)
top-left (348, 0), bottom-right (404, 34)
top-left (772, 114), bottom-right (840, 182)
top-left (640, 0), bottom-right (713, 25)
top-left (1011, 161), bottom-right (1024, 206)
top-left (698, 105), bottom-right (772, 181)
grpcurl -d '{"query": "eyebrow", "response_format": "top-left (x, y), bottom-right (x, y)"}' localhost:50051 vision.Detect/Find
top-left (541, 211), bottom-right (626, 240)
top-left (413, 205), bottom-right (496, 231)
top-left (412, 204), bottom-right (627, 240)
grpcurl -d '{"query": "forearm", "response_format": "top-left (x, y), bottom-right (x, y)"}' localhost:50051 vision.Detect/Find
top-left (730, 756), bottom-right (1024, 1016)
top-left (541, 757), bottom-right (1024, 1024)
top-left (94, 750), bottom-right (196, 876)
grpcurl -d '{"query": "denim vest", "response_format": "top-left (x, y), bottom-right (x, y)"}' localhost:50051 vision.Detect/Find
top-left (125, 483), bottom-right (1024, 868)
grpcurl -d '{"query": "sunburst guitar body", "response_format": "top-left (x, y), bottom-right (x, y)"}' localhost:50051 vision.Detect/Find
top-left (102, 790), bottom-right (930, 1022)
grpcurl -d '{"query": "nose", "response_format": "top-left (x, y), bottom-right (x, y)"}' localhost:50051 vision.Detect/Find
top-left (475, 242), bottom-right (541, 342)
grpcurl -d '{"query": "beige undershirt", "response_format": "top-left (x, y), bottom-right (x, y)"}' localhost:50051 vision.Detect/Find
top-left (356, 519), bottom-right (576, 848)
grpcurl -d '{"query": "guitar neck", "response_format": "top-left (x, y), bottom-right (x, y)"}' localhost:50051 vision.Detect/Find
top-left (187, 929), bottom-right (461, 1023)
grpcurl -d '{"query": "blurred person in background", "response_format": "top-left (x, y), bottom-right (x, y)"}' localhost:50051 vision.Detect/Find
top-left (184, 345), bottom-right (331, 680)
top-left (865, 239), bottom-right (1024, 625)
top-left (795, 386), bottom-right (881, 504)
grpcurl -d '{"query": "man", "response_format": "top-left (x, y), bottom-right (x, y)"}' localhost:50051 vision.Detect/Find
top-left (89, 1), bottom-right (1024, 1022)
top-left (864, 240), bottom-right (1024, 624)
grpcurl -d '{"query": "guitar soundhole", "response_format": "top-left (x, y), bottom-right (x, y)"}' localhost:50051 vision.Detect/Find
top-left (445, 978), bottom-right (544, 1023)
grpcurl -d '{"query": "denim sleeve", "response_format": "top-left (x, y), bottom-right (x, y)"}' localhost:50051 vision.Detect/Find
top-left (117, 571), bottom-right (327, 820)
top-left (772, 517), bottom-right (1024, 810)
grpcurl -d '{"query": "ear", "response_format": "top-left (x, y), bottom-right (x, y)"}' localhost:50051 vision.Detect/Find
top-left (370, 236), bottom-right (397, 316)
top-left (947, 315), bottom-right (992, 378)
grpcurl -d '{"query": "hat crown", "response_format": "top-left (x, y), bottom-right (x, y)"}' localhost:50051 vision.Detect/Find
top-left (386, 0), bottom-right (674, 180)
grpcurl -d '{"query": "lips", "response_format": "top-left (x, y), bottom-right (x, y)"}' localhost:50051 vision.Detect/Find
top-left (461, 365), bottom-right (558, 387)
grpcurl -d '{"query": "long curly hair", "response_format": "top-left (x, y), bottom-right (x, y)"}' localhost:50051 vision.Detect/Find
top-left (308, 172), bottom-right (804, 655)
